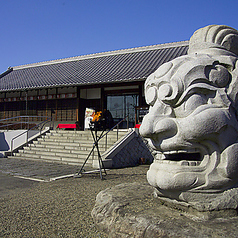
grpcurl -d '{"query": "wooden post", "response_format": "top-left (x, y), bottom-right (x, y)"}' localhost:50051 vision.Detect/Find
top-left (55, 88), bottom-right (58, 121)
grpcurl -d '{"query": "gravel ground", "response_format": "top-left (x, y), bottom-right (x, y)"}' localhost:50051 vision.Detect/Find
top-left (0, 165), bottom-right (149, 238)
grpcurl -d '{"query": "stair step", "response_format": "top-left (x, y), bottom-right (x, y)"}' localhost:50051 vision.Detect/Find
top-left (39, 136), bottom-right (119, 144)
top-left (21, 146), bottom-right (104, 156)
top-left (40, 155), bottom-right (63, 162)
top-left (7, 156), bottom-right (44, 163)
top-left (38, 141), bottom-right (81, 147)
top-left (7, 155), bottom-right (92, 166)
top-left (61, 157), bottom-right (92, 164)
top-left (10, 129), bottom-right (129, 166)
top-left (14, 153), bottom-right (41, 159)
top-left (63, 131), bottom-right (125, 139)
top-left (30, 142), bottom-right (112, 150)
top-left (38, 138), bottom-right (94, 143)
top-left (31, 147), bottom-right (90, 154)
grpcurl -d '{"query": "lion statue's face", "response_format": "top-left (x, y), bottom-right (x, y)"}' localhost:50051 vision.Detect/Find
top-left (140, 53), bottom-right (238, 193)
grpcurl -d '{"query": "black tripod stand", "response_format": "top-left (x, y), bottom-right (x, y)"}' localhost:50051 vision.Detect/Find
top-left (75, 123), bottom-right (107, 180)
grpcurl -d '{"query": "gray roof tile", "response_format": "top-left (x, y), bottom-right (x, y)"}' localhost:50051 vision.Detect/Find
top-left (0, 41), bottom-right (189, 92)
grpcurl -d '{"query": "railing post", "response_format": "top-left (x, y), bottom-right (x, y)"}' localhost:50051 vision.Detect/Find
top-left (40, 123), bottom-right (42, 136)
top-left (11, 140), bottom-right (13, 156)
top-left (117, 124), bottom-right (119, 140)
top-left (105, 133), bottom-right (107, 150)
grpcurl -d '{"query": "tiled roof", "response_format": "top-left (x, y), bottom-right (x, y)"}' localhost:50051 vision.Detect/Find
top-left (0, 41), bottom-right (189, 92)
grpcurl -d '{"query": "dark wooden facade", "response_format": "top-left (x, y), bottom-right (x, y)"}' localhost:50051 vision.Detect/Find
top-left (0, 41), bottom-right (189, 129)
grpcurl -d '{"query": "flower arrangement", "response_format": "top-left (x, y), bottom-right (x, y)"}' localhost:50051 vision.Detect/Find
top-left (92, 111), bottom-right (102, 122)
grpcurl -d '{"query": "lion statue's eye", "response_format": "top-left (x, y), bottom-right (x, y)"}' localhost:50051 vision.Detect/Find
top-left (209, 65), bottom-right (230, 87)
top-left (158, 84), bottom-right (173, 100)
top-left (145, 86), bottom-right (157, 106)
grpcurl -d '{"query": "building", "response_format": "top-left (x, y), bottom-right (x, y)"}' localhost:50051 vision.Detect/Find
top-left (0, 41), bottom-right (188, 129)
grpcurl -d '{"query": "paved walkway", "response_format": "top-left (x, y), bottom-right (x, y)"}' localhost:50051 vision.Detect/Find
top-left (0, 157), bottom-right (91, 182)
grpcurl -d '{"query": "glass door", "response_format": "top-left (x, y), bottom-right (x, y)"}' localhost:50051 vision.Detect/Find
top-left (107, 95), bottom-right (138, 128)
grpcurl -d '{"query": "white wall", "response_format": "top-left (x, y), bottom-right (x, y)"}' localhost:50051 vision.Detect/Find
top-left (0, 130), bottom-right (39, 155)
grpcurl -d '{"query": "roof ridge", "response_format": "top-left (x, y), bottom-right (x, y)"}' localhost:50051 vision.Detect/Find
top-left (13, 41), bottom-right (189, 70)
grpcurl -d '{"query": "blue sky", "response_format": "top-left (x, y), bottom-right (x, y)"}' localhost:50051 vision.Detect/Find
top-left (0, 0), bottom-right (238, 74)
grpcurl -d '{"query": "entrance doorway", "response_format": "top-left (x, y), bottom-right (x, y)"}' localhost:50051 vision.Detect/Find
top-left (107, 95), bottom-right (138, 128)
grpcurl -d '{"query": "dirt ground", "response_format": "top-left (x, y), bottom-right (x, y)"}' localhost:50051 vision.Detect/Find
top-left (0, 163), bottom-right (149, 237)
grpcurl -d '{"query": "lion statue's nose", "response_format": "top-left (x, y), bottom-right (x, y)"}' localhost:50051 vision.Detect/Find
top-left (139, 115), bottom-right (177, 141)
top-left (153, 118), bottom-right (177, 138)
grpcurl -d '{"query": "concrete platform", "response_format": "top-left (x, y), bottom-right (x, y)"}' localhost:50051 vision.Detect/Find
top-left (0, 157), bottom-right (90, 182)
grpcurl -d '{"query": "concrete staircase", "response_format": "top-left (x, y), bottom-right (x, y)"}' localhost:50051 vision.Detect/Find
top-left (8, 129), bottom-right (129, 167)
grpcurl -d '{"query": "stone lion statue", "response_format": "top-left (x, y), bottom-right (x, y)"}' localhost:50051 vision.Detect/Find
top-left (139, 25), bottom-right (238, 208)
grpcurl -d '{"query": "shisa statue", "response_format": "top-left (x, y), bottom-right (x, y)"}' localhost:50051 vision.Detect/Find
top-left (92, 25), bottom-right (238, 236)
top-left (139, 25), bottom-right (238, 210)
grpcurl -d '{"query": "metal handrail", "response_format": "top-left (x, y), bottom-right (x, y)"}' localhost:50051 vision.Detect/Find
top-left (0, 116), bottom-right (52, 131)
top-left (102, 115), bottom-right (129, 139)
top-left (98, 115), bottom-right (129, 151)
top-left (10, 118), bottom-right (52, 156)
top-left (0, 116), bottom-right (53, 155)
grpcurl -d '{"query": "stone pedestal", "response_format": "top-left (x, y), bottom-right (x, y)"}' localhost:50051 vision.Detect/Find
top-left (92, 183), bottom-right (238, 237)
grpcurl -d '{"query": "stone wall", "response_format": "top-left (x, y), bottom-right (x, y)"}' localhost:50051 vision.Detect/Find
top-left (101, 129), bottom-right (154, 168)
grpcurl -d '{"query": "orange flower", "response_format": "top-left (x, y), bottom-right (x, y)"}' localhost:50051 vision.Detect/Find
top-left (92, 111), bottom-right (102, 122)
